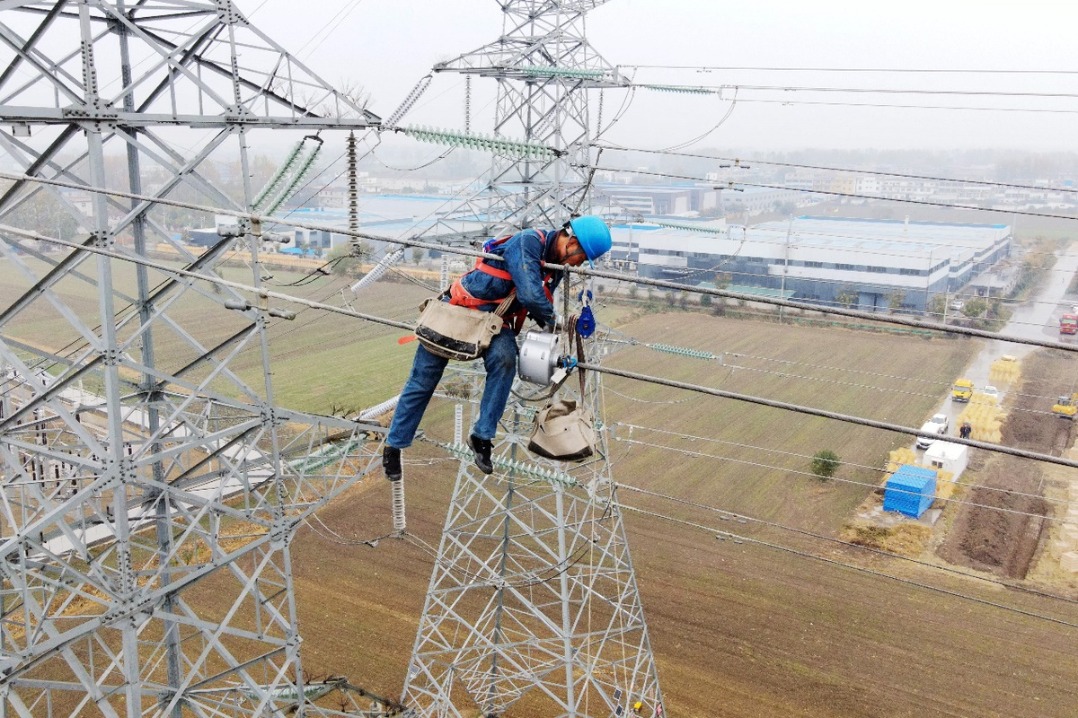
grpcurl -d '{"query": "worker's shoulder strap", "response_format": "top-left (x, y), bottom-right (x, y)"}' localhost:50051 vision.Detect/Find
top-left (474, 229), bottom-right (550, 281)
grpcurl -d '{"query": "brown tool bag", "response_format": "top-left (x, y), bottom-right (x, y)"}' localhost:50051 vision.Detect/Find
top-left (413, 291), bottom-right (515, 361)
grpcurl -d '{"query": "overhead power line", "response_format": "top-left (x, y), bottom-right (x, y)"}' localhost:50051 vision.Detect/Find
top-left (5, 170), bottom-right (1078, 357)
top-left (621, 64), bottom-right (1078, 76)
top-left (636, 80), bottom-right (1078, 101)
top-left (595, 144), bottom-right (1078, 195)
top-left (618, 482), bottom-right (1077, 605)
top-left (9, 218), bottom-right (1078, 476)
top-left (586, 164), bottom-right (1078, 223)
top-left (7, 220), bottom-right (1078, 506)
top-left (725, 96), bottom-right (1078, 115)
top-left (0, 223), bottom-right (414, 333)
top-left (724, 350), bottom-right (1077, 407)
top-left (581, 361), bottom-right (1078, 472)
top-left (618, 502), bottom-right (1078, 629)
top-left (615, 423), bottom-right (1072, 509)
top-left (626, 349), bottom-right (1069, 420)
top-left (597, 222), bottom-right (1078, 288)
top-left (614, 434), bottom-right (1069, 523)
top-left (582, 267), bottom-right (1078, 355)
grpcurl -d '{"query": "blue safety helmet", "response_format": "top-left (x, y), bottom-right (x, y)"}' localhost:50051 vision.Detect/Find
top-left (566, 215), bottom-right (612, 267)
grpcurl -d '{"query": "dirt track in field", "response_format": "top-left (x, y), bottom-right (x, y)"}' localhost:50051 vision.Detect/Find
top-left (937, 349), bottom-right (1076, 579)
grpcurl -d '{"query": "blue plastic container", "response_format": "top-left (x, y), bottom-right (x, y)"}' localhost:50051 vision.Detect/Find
top-left (883, 465), bottom-right (937, 518)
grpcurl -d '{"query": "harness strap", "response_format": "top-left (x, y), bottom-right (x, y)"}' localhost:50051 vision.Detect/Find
top-left (448, 281), bottom-right (517, 315)
top-left (474, 229), bottom-right (549, 281)
top-left (451, 228), bottom-right (556, 311)
top-left (475, 261), bottom-right (513, 281)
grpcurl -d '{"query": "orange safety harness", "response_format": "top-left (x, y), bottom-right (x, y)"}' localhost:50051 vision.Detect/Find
top-left (448, 229), bottom-right (558, 332)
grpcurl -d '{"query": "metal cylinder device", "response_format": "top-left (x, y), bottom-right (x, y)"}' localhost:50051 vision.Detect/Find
top-left (518, 331), bottom-right (560, 385)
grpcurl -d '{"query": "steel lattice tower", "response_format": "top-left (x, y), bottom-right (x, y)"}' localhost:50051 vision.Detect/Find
top-left (401, 3), bottom-right (664, 716)
top-left (0, 2), bottom-right (383, 716)
top-left (405, 0), bottom-right (628, 239)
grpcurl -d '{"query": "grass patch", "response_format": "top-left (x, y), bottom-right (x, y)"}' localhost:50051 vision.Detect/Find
top-left (841, 521), bottom-right (933, 556)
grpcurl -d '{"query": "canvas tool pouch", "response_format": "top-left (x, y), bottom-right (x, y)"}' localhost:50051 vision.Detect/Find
top-left (527, 327), bottom-right (594, 461)
top-left (413, 291), bottom-right (515, 361)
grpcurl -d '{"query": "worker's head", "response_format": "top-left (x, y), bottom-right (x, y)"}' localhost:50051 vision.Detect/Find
top-left (559, 215), bottom-right (612, 267)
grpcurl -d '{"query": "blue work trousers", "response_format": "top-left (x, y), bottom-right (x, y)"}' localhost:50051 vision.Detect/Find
top-left (386, 328), bottom-right (518, 448)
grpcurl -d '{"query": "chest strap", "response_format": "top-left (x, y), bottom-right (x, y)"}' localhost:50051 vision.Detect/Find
top-left (474, 228), bottom-right (549, 281)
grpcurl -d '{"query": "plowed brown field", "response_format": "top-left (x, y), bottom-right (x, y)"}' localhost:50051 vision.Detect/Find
top-left (938, 349), bottom-right (1077, 580)
top-left (290, 312), bottom-right (1078, 717)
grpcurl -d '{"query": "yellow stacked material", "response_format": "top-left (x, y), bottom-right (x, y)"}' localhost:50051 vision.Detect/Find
top-left (1062, 552), bottom-right (1078, 574)
top-left (1062, 525), bottom-right (1078, 552)
top-left (934, 469), bottom-right (956, 500)
top-left (887, 447), bottom-right (918, 475)
top-left (957, 397), bottom-right (1005, 443)
top-left (969, 391), bottom-right (1000, 408)
top-left (988, 356), bottom-right (1021, 386)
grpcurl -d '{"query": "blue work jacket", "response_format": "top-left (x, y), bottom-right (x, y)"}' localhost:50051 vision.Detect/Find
top-left (457, 228), bottom-right (563, 331)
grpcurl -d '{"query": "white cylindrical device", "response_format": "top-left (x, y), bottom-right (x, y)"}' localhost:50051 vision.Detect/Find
top-left (518, 331), bottom-right (560, 385)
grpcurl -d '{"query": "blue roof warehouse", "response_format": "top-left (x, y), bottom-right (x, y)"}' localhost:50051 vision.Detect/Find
top-left (613, 216), bottom-right (1012, 312)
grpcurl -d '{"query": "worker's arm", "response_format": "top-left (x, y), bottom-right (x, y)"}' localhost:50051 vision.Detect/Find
top-left (504, 229), bottom-right (555, 327)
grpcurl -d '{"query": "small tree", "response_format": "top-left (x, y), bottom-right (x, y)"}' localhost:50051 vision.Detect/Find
top-left (887, 290), bottom-right (906, 312)
top-left (926, 294), bottom-right (947, 320)
top-left (962, 296), bottom-right (987, 319)
top-left (835, 289), bottom-right (857, 309)
top-left (810, 449), bottom-right (841, 480)
top-left (411, 247), bottom-right (425, 265)
top-left (327, 243), bottom-right (364, 275)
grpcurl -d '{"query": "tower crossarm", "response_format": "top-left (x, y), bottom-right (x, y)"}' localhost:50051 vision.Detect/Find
top-left (433, 0), bottom-right (626, 89)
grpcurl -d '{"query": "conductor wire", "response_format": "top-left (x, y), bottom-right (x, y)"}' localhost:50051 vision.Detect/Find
top-left (619, 502), bottom-right (1078, 628)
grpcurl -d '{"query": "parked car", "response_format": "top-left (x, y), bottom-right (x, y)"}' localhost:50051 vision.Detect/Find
top-left (980, 385), bottom-right (1001, 404)
top-left (930, 413), bottom-right (949, 434)
top-left (916, 416), bottom-right (948, 449)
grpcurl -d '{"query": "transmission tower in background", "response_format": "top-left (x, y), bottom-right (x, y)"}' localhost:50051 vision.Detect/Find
top-left (0, 2), bottom-right (383, 716)
top-left (410, 0), bottom-right (627, 235)
top-left (401, 2), bottom-right (664, 716)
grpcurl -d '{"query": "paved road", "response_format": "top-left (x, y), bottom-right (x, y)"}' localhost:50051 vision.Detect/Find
top-left (920, 247), bottom-right (1078, 447)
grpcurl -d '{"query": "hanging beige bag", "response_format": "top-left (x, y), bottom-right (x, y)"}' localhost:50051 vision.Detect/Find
top-left (527, 398), bottom-right (595, 461)
top-left (414, 291), bottom-right (516, 361)
top-left (527, 325), bottom-right (594, 461)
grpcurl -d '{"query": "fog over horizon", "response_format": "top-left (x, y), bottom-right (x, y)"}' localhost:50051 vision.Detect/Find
top-left (244, 0), bottom-right (1078, 154)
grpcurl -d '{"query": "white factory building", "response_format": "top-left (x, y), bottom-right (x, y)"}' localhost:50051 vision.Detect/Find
top-left (610, 216), bottom-right (1012, 312)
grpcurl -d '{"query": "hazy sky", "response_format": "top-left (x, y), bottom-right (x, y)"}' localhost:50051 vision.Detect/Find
top-left (244, 0), bottom-right (1078, 152)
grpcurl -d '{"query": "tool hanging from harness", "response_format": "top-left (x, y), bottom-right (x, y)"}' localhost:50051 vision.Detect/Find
top-left (448, 230), bottom-right (557, 332)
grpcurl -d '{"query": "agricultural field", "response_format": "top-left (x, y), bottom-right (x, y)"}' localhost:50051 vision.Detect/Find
top-left (288, 311), bottom-right (1078, 718)
top-left (4, 253), bottom-right (1076, 716)
top-left (0, 256), bottom-right (433, 412)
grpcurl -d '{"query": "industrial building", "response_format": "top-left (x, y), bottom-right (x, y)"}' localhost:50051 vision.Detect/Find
top-left (614, 216), bottom-right (1012, 312)
top-left (594, 182), bottom-right (805, 218)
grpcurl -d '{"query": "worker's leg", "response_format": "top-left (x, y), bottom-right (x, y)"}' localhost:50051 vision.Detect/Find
top-left (386, 343), bottom-right (449, 449)
top-left (472, 328), bottom-right (518, 441)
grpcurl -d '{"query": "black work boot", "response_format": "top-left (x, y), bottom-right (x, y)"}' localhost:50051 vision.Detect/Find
top-left (468, 434), bottom-right (494, 475)
top-left (382, 446), bottom-right (402, 481)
